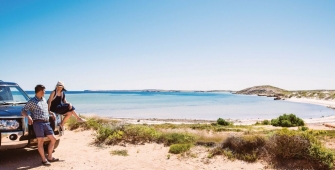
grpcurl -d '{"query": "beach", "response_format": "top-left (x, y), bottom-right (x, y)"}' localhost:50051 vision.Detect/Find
top-left (285, 97), bottom-right (335, 108)
top-left (1, 119), bottom-right (334, 170)
top-left (116, 96), bottom-right (335, 126)
top-left (0, 130), bottom-right (268, 170)
top-left (1, 97), bottom-right (335, 170)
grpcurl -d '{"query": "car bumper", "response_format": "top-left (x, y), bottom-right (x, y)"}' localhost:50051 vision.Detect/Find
top-left (0, 129), bottom-right (62, 150)
top-left (0, 116), bottom-right (63, 150)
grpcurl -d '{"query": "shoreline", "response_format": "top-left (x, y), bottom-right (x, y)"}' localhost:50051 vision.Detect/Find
top-left (284, 97), bottom-right (335, 108)
top-left (83, 97), bottom-right (335, 127)
top-left (110, 116), bottom-right (335, 126)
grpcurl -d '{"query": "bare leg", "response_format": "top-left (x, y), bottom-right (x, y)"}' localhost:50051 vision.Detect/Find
top-left (60, 110), bottom-right (86, 127)
top-left (37, 138), bottom-right (47, 162)
top-left (71, 110), bottom-right (82, 120)
top-left (46, 135), bottom-right (56, 160)
top-left (60, 112), bottom-right (72, 126)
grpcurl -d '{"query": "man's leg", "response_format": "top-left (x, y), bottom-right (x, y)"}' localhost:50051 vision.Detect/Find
top-left (37, 137), bottom-right (47, 162)
top-left (46, 135), bottom-right (56, 160)
top-left (33, 122), bottom-right (48, 162)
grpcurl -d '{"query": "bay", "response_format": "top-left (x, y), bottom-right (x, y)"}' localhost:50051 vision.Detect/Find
top-left (26, 91), bottom-right (335, 120)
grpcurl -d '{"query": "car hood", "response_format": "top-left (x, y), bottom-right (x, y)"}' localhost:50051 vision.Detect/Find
top-left (0, 105), bottom-right (24, 117)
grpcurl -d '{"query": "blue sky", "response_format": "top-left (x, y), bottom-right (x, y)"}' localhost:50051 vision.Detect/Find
top-left (1, 0), bottom-right (334, 91)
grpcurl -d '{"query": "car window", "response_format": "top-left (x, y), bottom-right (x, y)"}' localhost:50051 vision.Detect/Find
top-left (0, 86), bottom-right (29, 102)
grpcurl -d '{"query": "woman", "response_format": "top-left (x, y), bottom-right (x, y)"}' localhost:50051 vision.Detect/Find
top-left (48, 81), bottom-right (85, 130)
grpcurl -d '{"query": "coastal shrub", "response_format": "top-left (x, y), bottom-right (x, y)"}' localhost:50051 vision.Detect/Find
top-left (96, 124), bottom-right (118, 143)
top-left (159, 132), bottom-right (197, 146)
top-left (266, 128), bottom-right (310, 159)
top-left (299, 126), bottom-right (309, 131)
top-left (217, 118), bottom-right (230, 126)
top-left (261, 120), bottom-right (270, 125)
top-left (309, 144), bottom-right (334, 169)
top-left (169, 143), bottom-right (192, 154)
top-left (66, 116), bottom-right (81, 130)
top-left (123, 125), bottom-right (161, 144)
top-left (271, 113), bottom-right (304, 127)
top-left (96, 122), bottom-right (126, 144)
top-left (318, 93), bottom-right (326, 99)
top-left (110, 149), bottom-right (128, 156)
top-left (66, 116), bottom-right (117, 130)
top-left (106, 130), bottom-right (124, 145)
top-left (213, 135), bottom-right (266, 162)
top-left (266, 128), bottom-right (334, 169)
top-left (330, 93), bottom-right (335, 99)
top-left (255, 120), bottom-right (270, 125)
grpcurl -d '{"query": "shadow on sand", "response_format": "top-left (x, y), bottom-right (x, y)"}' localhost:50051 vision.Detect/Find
top-left (0, 148), bottom-right (62, 170)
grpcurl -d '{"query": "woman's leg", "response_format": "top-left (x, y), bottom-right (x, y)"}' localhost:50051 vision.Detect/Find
top-left (60, 113), bottom-right (72, 127)
top-left (60, 110), bottom-right (85, 126)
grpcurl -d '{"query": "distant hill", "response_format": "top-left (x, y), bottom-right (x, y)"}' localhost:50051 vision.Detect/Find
top-left (235, 85), bottom-right (288, 97)
top-left (235, 85), bottom-right (335, 101)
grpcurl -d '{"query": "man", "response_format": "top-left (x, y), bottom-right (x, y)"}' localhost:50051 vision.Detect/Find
top-left (21, 84), bottom-right (59, 166)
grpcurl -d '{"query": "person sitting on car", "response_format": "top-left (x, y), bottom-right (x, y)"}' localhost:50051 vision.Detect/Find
top-left (47, 81), bottom-right (86, 131)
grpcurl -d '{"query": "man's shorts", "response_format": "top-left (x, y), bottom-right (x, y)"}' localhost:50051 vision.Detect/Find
top-left (33, 121), bottom-right (54, 138)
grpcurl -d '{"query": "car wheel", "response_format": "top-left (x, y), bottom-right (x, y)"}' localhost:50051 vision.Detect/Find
top-left (43, 139), bottom-right (60, 152)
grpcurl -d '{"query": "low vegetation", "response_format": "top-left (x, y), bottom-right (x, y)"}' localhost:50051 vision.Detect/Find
top-left (169, 143), bottom-right (192, 154)
top-left (216, 118), bottom-right (231, 126)
top-left (271, 113), bottom-right (305, 127)
top-left (110, 149), bottom-right (128, 156)
top-left (288, 90), bottom-right (335, 100)
top-left (67, 115), bottom-right (335, 170)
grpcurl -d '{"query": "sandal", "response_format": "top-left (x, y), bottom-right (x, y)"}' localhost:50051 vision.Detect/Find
top-left (59, 124), bottom-right (64, 131)
top-left (47, 157), bottom-right (59, 162)
top-left (42, 160), bottom-right (51, 166)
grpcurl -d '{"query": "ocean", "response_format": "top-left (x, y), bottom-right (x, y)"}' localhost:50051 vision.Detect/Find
top-left (26, 91), bottom-right (335, 120)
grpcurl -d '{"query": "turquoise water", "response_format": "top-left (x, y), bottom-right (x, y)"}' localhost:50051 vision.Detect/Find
top-left (27, 91), bottom-right (335, 120)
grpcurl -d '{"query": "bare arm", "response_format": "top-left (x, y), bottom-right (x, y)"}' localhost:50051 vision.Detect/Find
top-left (63, 94), bottom-right (73, 109)
top-left (48, 91), bottom-right (54, 113)
top-left (47, 91), bottom-right (56, 120)
top-left (21, 109), bottom-right (33, 125)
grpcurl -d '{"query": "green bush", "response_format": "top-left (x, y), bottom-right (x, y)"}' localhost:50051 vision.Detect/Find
top-left (271, 113), bottom-right (305, 127)
top-left (123, 125), bottom-right (161, 144)
top-left (267, 128), bottom-right (334, 169)
top-left (219, 135), bottom-right (266, 162)
top-left (96, 124), bottom-right (118, 143)
top-left (262, 120), bottom-right (270, 125)
top-left (159, 132), bottom-right (197, 146)
top-left (255, 120), bottom-right (271, 125)
top-left (67, 116), bottom-right (117, 130)
top-left (267, 129), bottom-right (310, 159)
top-left (309, 144), bottom-right (334, 169)
top-left (299, 126), bottom-right (309, 131)
top-left (110, 149), bottom-right (128, 156)
top-left (169, 143), bottom-right (192, 154)
top-left (217, 118), bottom-right (230, 126)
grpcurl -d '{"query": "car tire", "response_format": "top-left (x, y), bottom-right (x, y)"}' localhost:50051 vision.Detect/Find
top-left (43, 139), bottom-right (60, 152)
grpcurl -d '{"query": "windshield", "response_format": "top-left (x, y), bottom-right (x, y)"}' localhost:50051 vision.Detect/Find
top-left (0, 86), bottom-right (30, 104)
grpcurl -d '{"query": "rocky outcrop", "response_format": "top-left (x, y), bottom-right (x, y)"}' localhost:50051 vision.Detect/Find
top-left (235, 85), bottom-right (288, 96)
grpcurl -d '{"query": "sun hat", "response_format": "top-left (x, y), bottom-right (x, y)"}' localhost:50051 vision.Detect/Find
top-left (56, 81), bottom-right (64, 87)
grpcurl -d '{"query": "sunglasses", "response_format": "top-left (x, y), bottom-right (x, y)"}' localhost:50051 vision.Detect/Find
top-left (57, 85), bottom-right (63, 87)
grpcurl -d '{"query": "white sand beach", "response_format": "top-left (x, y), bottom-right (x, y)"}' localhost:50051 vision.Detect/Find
top-left (285, 97), bottom-right (335, 108)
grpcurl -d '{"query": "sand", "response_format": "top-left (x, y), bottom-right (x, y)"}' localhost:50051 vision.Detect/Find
top-left (285, 97), bottom-right (335, 107)
top-left (0, 130), bottom-right (267, 170)
top-left (1, 97), bottom-right (335, 170)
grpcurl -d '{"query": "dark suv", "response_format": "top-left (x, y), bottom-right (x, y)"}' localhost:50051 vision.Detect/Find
top-left (0, 80), bottom-right (62, 150)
